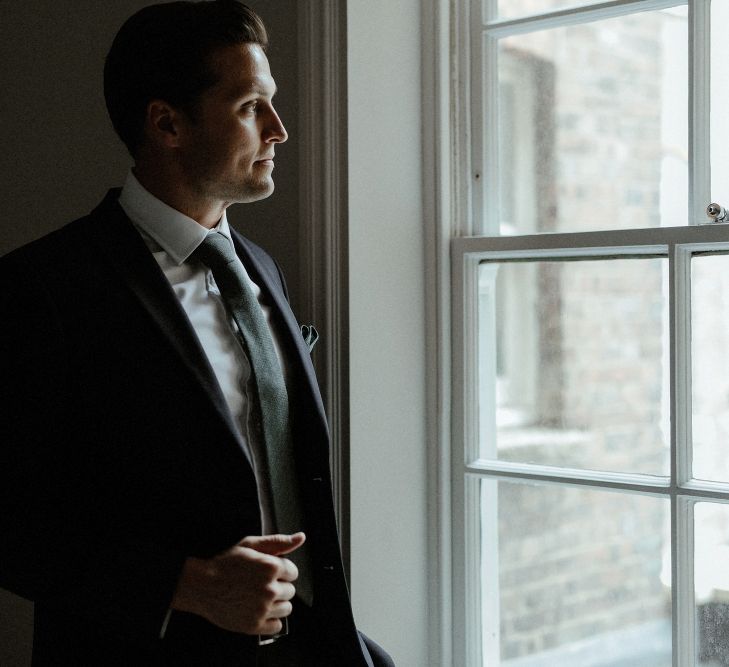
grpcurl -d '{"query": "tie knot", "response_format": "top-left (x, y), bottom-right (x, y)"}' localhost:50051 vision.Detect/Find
top-left (192, 232), bottom-right (237, 271)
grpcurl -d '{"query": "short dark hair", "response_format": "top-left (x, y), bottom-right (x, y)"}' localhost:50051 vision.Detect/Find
top-left (104, 0), bottom-right (268, 158)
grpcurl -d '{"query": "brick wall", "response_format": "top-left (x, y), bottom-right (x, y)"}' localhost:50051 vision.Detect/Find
top-left (495, 9), bottom-right (675, 661)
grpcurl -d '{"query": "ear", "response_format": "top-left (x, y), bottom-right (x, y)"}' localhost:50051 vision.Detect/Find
top-left (144, 99), bottom-right (186, 150)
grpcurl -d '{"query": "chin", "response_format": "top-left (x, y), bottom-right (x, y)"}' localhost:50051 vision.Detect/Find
top-left (235, 180), bottom-right (275, 203)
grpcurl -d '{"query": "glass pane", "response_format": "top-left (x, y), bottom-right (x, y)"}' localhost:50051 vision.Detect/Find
top-left (695, 503), bottom-right (729, 665)
top-left (711, 1), bottom-right (729, 208)
top-left (496, 8), bottom-right (688, 235)
top-left (692, 254), bottom-right (729, 483)
top-left (478, 257), bottom-right (670, 475)
top-left (482, 479), bottom-right (671, 665)
top-left (497, 0), bottom-right (604, 20)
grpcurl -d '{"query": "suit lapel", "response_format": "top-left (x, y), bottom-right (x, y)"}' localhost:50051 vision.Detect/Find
top-left (230, 228), bottom-right (329, 438)
top-left (83, 191), bottom-right (252, 460)
top-left (83, 190), bottom-right (328, 455)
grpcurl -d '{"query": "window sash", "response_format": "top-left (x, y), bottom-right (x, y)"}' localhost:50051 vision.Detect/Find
top-left (452, 225), bottom-right (729, 666)
top-left (471, 0), bottom-right (711, 236)
top-left (449, 0), bottom-right (720, 664)
top-left (483, 0), bottom-right (690, 32)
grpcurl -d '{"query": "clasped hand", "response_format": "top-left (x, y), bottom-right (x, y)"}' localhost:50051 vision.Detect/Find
top-left (171, 532), bottom-right (305, 636)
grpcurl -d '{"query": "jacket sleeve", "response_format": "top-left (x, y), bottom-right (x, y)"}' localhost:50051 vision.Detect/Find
top-left (0, 249), bottom-right (76, 600)
top-left (0, 248), bottom-right (186, 640)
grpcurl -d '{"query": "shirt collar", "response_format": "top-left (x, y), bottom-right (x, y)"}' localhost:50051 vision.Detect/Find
top-left (118, 170), bottom-right (234, 265)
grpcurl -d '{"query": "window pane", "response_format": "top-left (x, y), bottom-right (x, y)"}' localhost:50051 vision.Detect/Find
top-left (496, 0), bottom-right (604, 20)
top-left (482, 479), bottom-right (671, 665)
top-left (711, 0), bottom-right (729, 208)
top-left (691, 254), bottom-right (729, 483)
top-left (495, 9), bottom-right (688, 235)
top-left (695, 502), bottom-right (729, 665)
top-left (478, 257), bottom-right (670, 475)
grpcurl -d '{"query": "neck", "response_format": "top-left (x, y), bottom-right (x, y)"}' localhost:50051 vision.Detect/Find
top-left (132, 164), bottom-right (228, 230)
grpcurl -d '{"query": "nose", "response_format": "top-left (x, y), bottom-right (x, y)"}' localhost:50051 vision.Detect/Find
top-left (264, 105), bottom-right (288, 144)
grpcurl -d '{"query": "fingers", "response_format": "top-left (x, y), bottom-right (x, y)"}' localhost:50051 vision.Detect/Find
top-left (239, 532), bottom-right (306, 556)
top-left (273, 581), bottom-right (296, 603)
top-left (277, 557), bottom-right (299, 583)
top-left (180, 539), bottom-right (303, 636)
top-left (258, 600), bottom-right (293, 636)
top-left (259, 617), bottom-right (285, 636)
top-left (235, 547), bottom-right (299, 584)
top-left (252, 556), bottom-right (297, 592)
top-left (269, 599), bottom-right (293, 619)
top-left (255, 584), bottom-right (294, 635)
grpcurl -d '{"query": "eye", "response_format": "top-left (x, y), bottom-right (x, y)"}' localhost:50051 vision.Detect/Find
top-left (240, 101), bottom-right (258, 114)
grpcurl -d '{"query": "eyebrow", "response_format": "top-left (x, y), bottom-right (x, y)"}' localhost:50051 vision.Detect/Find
top-left (231, 81), bottom-right (278, 100)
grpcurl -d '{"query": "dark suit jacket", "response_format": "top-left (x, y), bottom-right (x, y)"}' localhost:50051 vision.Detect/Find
top-left (0, 191), bottom-right (375, 666)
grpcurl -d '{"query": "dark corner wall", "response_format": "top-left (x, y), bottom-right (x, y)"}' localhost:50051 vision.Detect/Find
top-left (0, 1), bottom-right (300, 664)
top-left (0, 0), bottom-right (301, 307)
top-left (237, 0), bottom-right (301, 314)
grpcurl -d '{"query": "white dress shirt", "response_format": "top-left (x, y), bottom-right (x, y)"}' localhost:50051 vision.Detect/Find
top-left (119, 170), bottom-right (284, 536)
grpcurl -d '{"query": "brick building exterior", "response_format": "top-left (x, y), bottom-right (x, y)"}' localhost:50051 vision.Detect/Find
top-left (489, 7), bottom-right (694, 663)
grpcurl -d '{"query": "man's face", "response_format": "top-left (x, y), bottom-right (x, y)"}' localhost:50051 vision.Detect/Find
top-left (175, 43), bottom-right (287, 205)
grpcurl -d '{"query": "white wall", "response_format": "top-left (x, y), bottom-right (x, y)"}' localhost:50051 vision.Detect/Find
top-left (347, 2), bottom-right (429, 665)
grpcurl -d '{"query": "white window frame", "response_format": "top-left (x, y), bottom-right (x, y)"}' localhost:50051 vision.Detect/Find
top-left (422, 0), bottom-right (729, 665)
top-left (474, 0), bottom-right (711, 234)
top-left (453, 228), bottom-right (729, 666)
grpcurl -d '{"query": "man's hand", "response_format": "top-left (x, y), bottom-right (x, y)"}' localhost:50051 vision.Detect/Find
top-left (170, 532), bottom-right (305, 635)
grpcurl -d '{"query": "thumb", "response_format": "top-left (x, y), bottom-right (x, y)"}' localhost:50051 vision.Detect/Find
top-left (239, 532), bottom-right (306, 556)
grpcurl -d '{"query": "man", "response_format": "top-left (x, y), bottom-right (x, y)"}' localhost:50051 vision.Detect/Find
top-left (0, 1), bottom-right (394, 665)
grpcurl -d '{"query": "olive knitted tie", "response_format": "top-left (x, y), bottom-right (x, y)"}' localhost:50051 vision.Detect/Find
top-left (192, 232), bottom-right (313, 606)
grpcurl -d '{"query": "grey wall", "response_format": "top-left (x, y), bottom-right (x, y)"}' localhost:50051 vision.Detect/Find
top-left (0, 1), bottom-right (134, 250)
top-left (0, 2), bottom-right (301, 664)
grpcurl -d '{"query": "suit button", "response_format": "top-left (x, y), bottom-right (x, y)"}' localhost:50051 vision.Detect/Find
top-left (323, 564), bottom-right (335, 571)
top-left (312, 476), bottom-right (323, 482)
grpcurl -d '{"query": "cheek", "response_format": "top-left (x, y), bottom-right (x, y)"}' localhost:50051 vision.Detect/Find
top-left (233, 125), bottom-right (259, 153)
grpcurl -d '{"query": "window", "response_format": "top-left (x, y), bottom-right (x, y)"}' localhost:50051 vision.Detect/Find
top-left (449, 1), bottom-right (729, 665)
